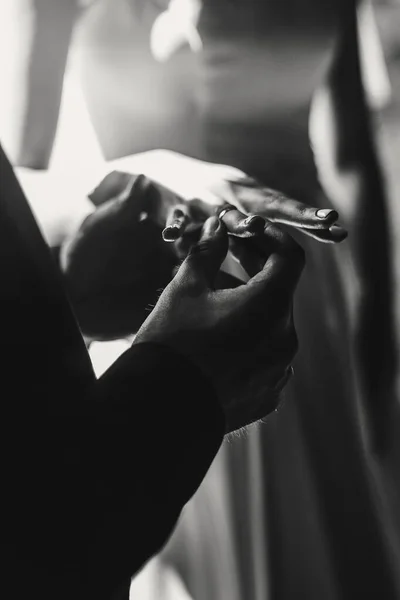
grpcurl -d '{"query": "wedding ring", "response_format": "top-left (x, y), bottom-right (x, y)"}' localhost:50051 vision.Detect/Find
top-left (217, 204), bottom-right (236, 220)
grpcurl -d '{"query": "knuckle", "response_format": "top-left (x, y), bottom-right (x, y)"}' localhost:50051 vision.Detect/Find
top-left (187, 240), bottom-right (210, 258)
top-left (265, 197), bottom-right (280, 214)
top-left (263, 187), bottom-right (283, 207)
top-left (296, 204), bottom-right (310, 218)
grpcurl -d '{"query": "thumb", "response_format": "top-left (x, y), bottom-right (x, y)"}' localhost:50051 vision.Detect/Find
top-left (180, 217), bottom-right (229, 288)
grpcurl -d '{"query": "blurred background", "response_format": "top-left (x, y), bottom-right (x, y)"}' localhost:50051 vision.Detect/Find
top-left (1, 1), bottom-right (400, 599)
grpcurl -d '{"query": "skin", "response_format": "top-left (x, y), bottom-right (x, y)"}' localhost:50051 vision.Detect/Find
top-left (59, 167), bottom-right (347, 341)
top-left (135, 215), bottom-right (304, 433)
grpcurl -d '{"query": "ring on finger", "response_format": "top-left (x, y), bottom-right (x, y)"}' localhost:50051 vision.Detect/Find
top-left (217, 204), bottom-right (237, 220)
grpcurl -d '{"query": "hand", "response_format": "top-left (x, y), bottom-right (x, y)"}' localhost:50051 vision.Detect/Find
top-left (109, 150), bottom-right (347, 244)
top-left (60, 175), bottom-right (179, 341)
top-left (161, 179), bottom-right (347, 245)
top-left (60, 157), bottom-right (342, 341)
top-left (134, 216), bottom-right (304, 433)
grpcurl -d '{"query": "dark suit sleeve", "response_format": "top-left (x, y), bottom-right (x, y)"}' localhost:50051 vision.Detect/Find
top-left (81, 341), bottom-right (225, 599)
top-left (0, 143), bottom-right (225, 599)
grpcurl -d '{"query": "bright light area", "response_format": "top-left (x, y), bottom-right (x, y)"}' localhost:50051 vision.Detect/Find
top-left (129, 558), bottom-right (194, 600)
top-left (150, 0), bottom-right (202, 62)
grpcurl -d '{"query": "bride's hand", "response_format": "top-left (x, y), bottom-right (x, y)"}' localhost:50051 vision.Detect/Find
top-left (108, 150), bottom-right (347, 244)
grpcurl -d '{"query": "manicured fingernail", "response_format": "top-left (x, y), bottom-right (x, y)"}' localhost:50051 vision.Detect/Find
top-left (329, 224), bottom-right (348, 239)
top-left (243, 215), bottom-right (265, 232)
top-left (316, 209), bottom-right (338, 220)
top-left (162, 225), bottom-right (181, 242)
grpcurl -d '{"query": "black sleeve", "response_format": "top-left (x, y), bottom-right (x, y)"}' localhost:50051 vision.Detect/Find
top-left (81, 342), bottom-right (225, 599)
top-left (0, 143), bottom-right (224, 599)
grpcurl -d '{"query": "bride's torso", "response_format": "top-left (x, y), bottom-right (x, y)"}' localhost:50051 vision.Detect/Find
top-left (197, 0), bottom-right (348, 198)
top-left (79, 0), bottom-right (348, 194)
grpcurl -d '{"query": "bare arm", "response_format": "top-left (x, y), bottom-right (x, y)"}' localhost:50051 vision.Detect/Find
top-left (0, 0), bottom-right (81, 168)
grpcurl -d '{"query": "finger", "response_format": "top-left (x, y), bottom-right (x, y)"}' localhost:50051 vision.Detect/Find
top-left (173, 221), bottom-right (203, 260)
top-left (229, 220), bottom-right (296, 278)
top-left (298, 224), bottom-right (348, 243)
top-left (162, 204), bottom-right (192, 242)
top-left (267, 197), bottom-right (339, 230)
top-left (239, 227), bottom-right (306, 306)
top-left (118, 173), bottom-right (156, 221)
top-left (229, 236), bottom-right (268, 278)
top-left (88, 170), bottom-right (136, 207)
top-left (185, 197), bottom-right (215, 221)
top-left (230, 180), bottom-right (339, 230)
top-left (217, 204), bottom-right (266, 237)
top-left (178, 217), bottom-right (229, 289)
top-left (99, 173), bottom-right (152, 222)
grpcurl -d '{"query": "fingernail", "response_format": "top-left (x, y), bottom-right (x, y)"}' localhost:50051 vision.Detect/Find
top-left (329, 224), bottom-right (348, 239)
top-left (316, 209), bottom-right (338, 220)
top-left (243, 215), bottom-right (265, 229)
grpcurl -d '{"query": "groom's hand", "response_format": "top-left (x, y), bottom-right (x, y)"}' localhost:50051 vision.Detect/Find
top-left (135, 216), bottom-right (304, 433)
